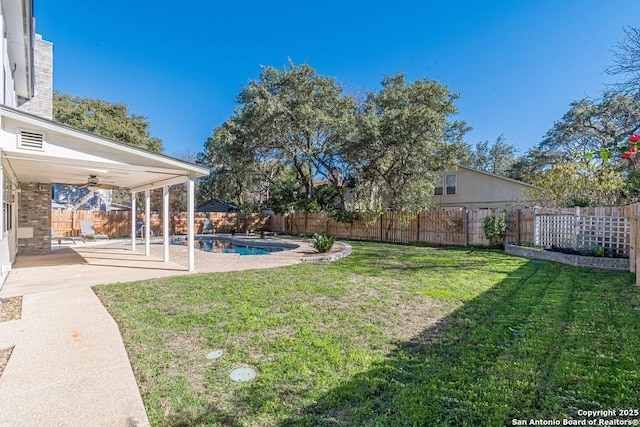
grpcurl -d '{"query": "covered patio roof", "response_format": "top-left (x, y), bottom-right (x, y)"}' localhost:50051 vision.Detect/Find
top-left (0, 105), bottom-right (208, 190)
top-left (0, 105), bottom-right (210, 273)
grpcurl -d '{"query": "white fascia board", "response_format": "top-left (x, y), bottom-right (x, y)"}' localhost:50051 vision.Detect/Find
top-left (0, 106), bottom-right (210, 177)
top-left (130, 175), bottom-right (193, 193)
top-left (3, 0), bottom-right (34, 99)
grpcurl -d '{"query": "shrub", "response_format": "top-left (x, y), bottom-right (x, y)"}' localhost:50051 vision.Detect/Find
top-left (578, 245), bottom-right (614, 258)
top-left (483, 210), bottom-right (507, 246)
top-left (313, 232), bottom-right (335, 253)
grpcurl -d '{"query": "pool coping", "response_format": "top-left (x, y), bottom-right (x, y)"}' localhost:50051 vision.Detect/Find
top-left (169, 234), bottom-right (351, 262)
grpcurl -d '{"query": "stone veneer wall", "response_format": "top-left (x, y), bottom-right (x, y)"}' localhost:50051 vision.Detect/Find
top-left (505, 244), bottom-right (630, 271)
top-left (18, 183), bottom-right (51, 255)
top-left (17, 35), bottom-right (53, 120)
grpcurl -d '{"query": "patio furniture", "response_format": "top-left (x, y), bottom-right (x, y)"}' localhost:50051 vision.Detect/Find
top-left (79, 220), bottom-right (109, 240)
top-left (51, 229), bottom-right (85, 245)
top-left (202, 218), bottom-right (215, 234)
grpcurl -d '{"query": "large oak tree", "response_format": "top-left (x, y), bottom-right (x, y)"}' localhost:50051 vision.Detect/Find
top-left (53, 91), bottom-right (162, 153)
top-left (352, 74), bottom-right (467, 212)
top-left (199, 64), bottom-right (468, 213)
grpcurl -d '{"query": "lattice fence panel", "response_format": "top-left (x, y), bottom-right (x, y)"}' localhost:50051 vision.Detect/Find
top-left (534, 214), bottom-right (575, 248)
top-left (577, 215), bottom-right (630, 256)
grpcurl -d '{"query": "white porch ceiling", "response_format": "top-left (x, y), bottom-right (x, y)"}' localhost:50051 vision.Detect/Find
top-left (0, 106), bottom-right (209, 191)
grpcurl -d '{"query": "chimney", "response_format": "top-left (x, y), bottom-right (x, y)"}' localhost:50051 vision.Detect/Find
top-left (17, 34), bottom-right (53, 120)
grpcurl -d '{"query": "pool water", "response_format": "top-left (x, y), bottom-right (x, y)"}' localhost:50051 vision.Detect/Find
top-left (173, 236), bottom-right (296, 256)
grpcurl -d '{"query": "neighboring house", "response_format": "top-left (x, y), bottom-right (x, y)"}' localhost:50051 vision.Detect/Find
top-left (343, 165), bottom-right (535, 211)
top-left (0, 0), bottom-right (209, 283)
top-left (53, 186), bottom-right (130, 211)
top-left (433, 165), bottom-right (535, 210)
top-left (196, 199), bottom-right (241, 213)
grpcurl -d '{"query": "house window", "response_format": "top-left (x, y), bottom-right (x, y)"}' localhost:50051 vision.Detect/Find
top-left (434, 177), bottom-right (443, 195)
top-left (446, 174), bottom-right (457, 195)
top-left (434, 174), bottom-right (457, 196)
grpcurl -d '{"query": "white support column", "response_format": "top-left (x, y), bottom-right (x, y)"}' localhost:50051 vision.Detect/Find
top-left (0, 168), bottom-right (4, 238)
top-left (163, 185), bottom-right (169, 262)
top-left (131, 191), bottom-right (136, 251)
top-left (145, 189), bottom-right (151, 257)
top-left (187, 179), bottom-right (195, 272)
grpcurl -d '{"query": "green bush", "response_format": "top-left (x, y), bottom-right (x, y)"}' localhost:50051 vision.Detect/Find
top-left (313, 232), bottom-right (335, 253)
top-left (578, 245), bottom-right (614, 258)
top-left (483, 210), bottom-right (507, 246)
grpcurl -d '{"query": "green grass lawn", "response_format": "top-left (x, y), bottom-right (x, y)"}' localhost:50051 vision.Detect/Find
top-left (94, 242), bottom-right (640, 426)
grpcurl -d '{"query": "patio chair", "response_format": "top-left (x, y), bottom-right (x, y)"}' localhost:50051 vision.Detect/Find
top-left (79, 220), bottom-right (109, 240)
top-left (202, 218), bottom-right (215, 234)
top-left (51, 228), bottom-right (85, 245)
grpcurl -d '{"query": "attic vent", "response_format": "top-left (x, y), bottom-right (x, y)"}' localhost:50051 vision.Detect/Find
top-left (18, 130), bottom-right (45, 151)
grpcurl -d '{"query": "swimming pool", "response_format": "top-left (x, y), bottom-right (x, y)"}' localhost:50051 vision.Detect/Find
top-left (172, 236), bottom-right (299, 256)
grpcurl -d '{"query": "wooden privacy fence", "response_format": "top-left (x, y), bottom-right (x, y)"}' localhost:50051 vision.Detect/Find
top-left (51, 210), bottom-right (270, 237)
top-left (269, 206), bottom-right (635, 251)
top-left (269, 208), bottom-right (538, 247)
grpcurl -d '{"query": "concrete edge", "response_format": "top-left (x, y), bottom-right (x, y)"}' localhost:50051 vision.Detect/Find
top-left (505, 244), bottom-right (630, 271)
top-left (301, 242), bottom-right (352, 262)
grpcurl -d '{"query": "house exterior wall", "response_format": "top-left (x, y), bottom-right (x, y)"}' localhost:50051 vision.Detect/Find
top-left (432, 166), bottom-right (533, 210)
top-left (17, 182), bottom-right (50, 254)
top-left (17, 35), bottom-right (52, 119)
top-left (0, 156), bottom-right (17, 281)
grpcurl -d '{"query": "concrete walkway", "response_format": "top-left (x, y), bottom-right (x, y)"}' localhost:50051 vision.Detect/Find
top-left (0, 237), bottom-right (339, 427)
top-left (0, 243), bottom-right (189, 427)
top-left (0, 286), bottom-right (150, 426)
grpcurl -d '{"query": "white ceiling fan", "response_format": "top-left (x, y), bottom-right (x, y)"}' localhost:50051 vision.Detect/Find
top-left (79, 175), bottom-right (119, 190)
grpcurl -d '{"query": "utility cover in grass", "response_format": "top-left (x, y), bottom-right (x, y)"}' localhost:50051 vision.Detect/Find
top-left (206, 350), bottom-right (224, 360)
top-left (229, 367), bottom-right (257, 382)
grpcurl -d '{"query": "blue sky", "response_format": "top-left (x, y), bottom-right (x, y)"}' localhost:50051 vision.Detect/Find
top-left (35, 1), bottom-right (638, 159)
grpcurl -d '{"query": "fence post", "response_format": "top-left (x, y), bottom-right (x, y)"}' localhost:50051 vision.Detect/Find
top-left (634, 202), bottom-right (640, 286)
top-left (637, 205), bottom-right (640, 286)
top-left (573, 206), bottom-right (580, 251)
top-left (463, 209), bottom-right (469, 247)
top-left (325, 213), bottom-right (329, 235)
top-left (630, 203), bottom-right (636, 274)
top-left (514, 209), bottom-right (521, 244)
top-left (533, 207), bottom-right (540, 245)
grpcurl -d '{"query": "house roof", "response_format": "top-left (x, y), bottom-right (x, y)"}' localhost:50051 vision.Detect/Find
top-left (0, 105), bottom-right (210, 191)
top-left (453, 165), bottom-right (535, 188)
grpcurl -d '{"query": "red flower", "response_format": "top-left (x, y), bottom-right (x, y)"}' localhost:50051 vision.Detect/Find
top-left (623, 152), bottom-right (633, 159)
top-left (631, 134), bottom-right (640, 143)
top-left (632, 145), bottom-right (637, 153)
